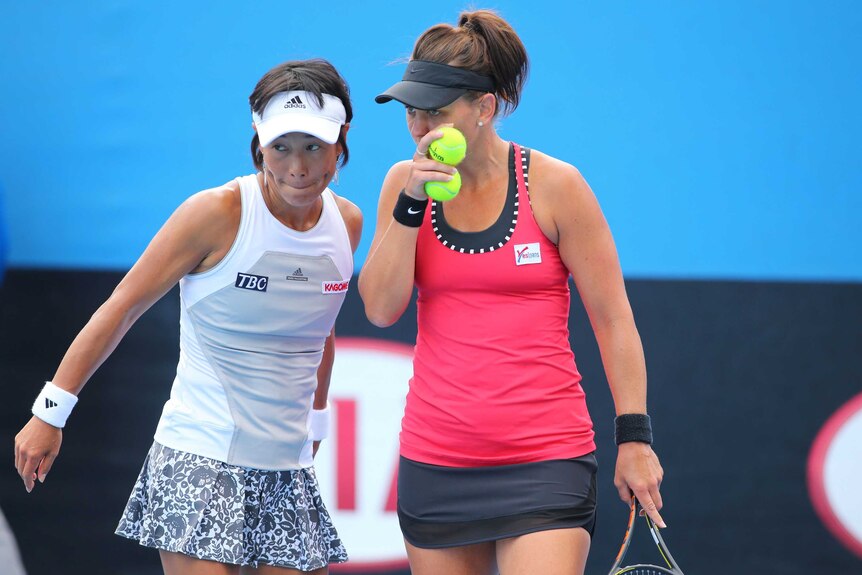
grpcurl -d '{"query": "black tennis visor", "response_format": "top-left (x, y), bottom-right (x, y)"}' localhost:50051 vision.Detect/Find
top-left (375, 60), bottom-right (495, 110)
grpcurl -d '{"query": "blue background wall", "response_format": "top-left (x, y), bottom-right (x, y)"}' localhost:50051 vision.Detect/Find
top-left (2, 3), bottom-right (862, 574)
top-left (1, 1), bottom-right (859, 280)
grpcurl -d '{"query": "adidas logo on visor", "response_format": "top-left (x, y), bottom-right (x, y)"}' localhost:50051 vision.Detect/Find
top-left (284, 95), bottom-right (306, 109)
top-left (252, 90), bottom-right (347, 147)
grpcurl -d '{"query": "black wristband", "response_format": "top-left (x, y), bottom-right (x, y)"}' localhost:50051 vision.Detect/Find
top-left (614, 413), bottom-right (653, 445)
top-left (392, 190), bottom-right (428, 227)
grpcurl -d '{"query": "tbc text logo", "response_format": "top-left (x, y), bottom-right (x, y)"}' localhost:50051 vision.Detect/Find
top-left (235, 273), bottom-right (268, 292)
top-left (317, 338), bottom-right (412, 573)
top-left (808, 391), bottom-right (862, 559)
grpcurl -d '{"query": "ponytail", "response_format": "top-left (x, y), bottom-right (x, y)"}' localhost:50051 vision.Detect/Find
top-left (412, 9), bottom-right (529, 116)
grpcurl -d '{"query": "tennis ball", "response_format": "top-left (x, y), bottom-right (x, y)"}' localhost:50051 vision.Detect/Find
top-left (427, 127), bottom-right (467, 166)
top-left (425, 170), bottom-right (461, 202)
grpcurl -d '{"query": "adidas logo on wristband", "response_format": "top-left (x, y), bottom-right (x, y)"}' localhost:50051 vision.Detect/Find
top-left (32, 382), bottom-right (78, 428)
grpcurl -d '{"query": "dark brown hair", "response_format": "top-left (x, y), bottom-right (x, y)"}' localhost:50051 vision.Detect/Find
top-left (248, 59), bottom-right (353, 171)
top-left (412, 9), bottom-right (528, 116)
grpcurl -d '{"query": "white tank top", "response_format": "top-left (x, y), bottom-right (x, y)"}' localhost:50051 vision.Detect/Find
top-left (153, 174), bottom-right (353, 470)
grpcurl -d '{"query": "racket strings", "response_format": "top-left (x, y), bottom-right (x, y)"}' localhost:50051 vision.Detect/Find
top-left (617, 568), bottom-right (676, 575)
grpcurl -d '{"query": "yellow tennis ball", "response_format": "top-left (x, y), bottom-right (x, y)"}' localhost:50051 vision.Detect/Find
top-left (428, 127), bottom-right (467, 166)
top-left (425, 171), bottom-right (461, 202)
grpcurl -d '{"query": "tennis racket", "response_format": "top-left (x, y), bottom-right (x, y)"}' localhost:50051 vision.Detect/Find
top-left (607, 497), bottom-right (685, 575)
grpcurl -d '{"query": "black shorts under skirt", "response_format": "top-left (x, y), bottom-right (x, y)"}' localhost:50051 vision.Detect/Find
top-left (397, 453), bottom-right (597, 549)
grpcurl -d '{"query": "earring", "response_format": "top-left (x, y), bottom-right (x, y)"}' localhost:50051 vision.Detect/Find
top-left (333, 169), bottom-right (340, 185)
top-left (262, 162), bottom-right (268, 187)
top-left (478, 121), bottom-right (484, 127)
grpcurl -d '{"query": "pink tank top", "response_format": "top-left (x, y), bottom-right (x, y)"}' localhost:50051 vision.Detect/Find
top-left (402, 143), bottom-right (596, 466)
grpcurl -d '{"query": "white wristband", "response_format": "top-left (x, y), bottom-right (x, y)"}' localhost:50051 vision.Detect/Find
top-left (309, 402), bottom-right (331, 441)
top-left (32, 381), bottom-right (78, 428)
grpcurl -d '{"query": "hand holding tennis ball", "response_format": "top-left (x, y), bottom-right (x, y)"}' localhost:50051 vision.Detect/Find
top-left (428, 126), bottom-right (467, 165)
top-left (424, 127), bottom-right (466, 202)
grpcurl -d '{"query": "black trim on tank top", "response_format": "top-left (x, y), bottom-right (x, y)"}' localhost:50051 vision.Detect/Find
top-left (430, 143), bottom-right (531, 254)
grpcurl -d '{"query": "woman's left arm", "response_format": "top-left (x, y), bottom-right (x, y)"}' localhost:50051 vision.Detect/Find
top-left (533, 154), bottom-right (665, 527)
top-left (311, 195), bottom-right (363, 454)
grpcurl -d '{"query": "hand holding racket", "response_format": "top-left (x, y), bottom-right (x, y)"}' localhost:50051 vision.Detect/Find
top-left (615, 441), bottom-right (665, 528)
top-left (608, 497), bottom-right (685, 575)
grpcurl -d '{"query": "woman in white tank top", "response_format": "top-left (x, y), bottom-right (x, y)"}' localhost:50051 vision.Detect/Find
top-left (14, 59), bottom-right (363, 575)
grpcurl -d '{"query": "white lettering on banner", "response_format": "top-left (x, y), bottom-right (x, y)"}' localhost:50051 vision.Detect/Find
top-left (316, 338), bottom-right (412, 572)
top-left (808, 391), bottom-right (862, 560)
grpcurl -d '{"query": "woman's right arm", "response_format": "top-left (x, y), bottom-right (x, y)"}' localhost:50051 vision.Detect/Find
top-left (357, 161), bottom-right (419, 327)
top-left (14, 183), bottom-right (240, 492)
top-left (358, 130), bottom-right (454, 327)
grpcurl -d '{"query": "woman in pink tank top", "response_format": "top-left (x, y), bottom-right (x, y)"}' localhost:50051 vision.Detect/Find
top-left (359, 9), bottom-right (666, 575)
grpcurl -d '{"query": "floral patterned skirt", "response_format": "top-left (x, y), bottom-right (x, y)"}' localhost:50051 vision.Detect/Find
top-left (115, 442), bottom-right (348, 570)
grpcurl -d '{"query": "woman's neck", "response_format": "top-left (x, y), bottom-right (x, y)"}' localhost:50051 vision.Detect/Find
top-left (258, 172), bottom-right (323, 231)
top-left (458, 133), bottom-right (510, 188)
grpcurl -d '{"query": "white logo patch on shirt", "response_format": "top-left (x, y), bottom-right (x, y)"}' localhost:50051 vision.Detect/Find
top-left (514, 243), bottom-right (542, 266)
top-left (322, 280), bottom-right (349, 294)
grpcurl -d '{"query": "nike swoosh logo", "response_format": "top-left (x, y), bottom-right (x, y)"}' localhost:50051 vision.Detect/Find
top-left (407, 207), bottom-right (422, 214)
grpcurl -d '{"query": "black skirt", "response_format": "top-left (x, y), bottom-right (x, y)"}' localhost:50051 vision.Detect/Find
top-left (397, 453), bottom-right (597, 549)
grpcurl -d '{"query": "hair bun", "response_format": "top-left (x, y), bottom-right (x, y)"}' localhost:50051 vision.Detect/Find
top-left (460, 16), bottom-right (476, 31)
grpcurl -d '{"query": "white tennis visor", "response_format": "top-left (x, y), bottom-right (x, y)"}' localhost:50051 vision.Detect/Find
top-left (253, 90), bottom-right (346, 147)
